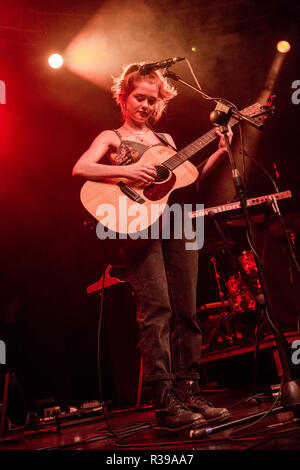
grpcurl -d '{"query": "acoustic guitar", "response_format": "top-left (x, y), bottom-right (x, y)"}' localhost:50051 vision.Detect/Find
top-left (80, 103), bottom-right (266, 237)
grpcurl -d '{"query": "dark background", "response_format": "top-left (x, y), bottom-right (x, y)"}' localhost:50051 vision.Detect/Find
top-left (0, 0), bottom-right (299, 411)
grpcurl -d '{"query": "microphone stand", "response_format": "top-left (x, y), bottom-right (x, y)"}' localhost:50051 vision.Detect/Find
top-left (165, 70), bottom-right (300, 435)
top-left (208, 104), bottom-right (300, 408)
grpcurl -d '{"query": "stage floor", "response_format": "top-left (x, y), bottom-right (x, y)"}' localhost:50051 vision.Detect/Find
top-left (1, 388), bottom-right (300, 452)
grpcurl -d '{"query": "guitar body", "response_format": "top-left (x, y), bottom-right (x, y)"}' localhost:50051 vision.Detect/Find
top-left (80, 144), bottom-right (198, 235)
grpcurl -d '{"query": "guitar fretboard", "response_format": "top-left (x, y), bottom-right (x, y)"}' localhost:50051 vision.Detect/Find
top-left (164, 103), bottom-right (262, 171)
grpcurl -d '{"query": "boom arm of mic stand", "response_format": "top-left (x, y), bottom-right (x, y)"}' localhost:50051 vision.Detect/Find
top-left (166, 71), bottom-right (264, 130)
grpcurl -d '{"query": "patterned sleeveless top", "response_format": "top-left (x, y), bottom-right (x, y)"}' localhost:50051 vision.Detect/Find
top-left (110, 130), bottom-right (196, 205)
top-left (109, 130), bottom-right (170, 166)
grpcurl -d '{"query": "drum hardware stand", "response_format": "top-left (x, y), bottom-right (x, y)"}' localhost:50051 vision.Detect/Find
top-left (205, 256), bottom-right (242, 349)
top-left (209, 212), bottom-right (270, 388)
top-left (165, 68), bottom-right (300, 437)
top-left (210, 213), bottom-right (263, 306)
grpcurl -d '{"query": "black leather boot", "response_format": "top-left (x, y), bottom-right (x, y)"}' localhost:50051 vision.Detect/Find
top-left (174, 380), bottom-right (232, 424)
top-left (153, 381), bottom-right (207, 431)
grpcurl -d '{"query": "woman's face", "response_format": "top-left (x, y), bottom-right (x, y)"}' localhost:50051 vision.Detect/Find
top-left (124, 80), bottom-right (159, 125)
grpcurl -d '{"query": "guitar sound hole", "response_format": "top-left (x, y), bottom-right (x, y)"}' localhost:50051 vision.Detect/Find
top-left (154, 165), bottom-right (170, 182)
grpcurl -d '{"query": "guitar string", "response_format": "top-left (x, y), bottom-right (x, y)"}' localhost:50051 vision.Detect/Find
top-left (162, 107), bottom-right (257, 171)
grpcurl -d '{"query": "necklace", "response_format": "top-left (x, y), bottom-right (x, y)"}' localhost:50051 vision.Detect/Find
top-left (122, 125), bottom-right (151, 143)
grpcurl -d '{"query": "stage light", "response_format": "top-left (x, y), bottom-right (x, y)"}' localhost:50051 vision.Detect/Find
top-left (231, 37), bottom-right (291, 201)
top-left (191, 47), bottom-right (197, 52)
top-left (48, 53), bottom-right (64, 69)
top-left (277, 41), bottom-right (291, 53)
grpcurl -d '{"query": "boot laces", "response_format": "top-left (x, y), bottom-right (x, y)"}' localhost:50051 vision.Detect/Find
top-left (164, 388), bottom-right (190, 412)
top-left (188, 382), bottom-right (211, 407)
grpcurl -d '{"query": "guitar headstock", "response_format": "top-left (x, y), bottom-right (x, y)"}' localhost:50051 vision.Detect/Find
top-left (234, 98), bottom-right (276, 129)
top-left (259, 95), bottom-right (276, 117)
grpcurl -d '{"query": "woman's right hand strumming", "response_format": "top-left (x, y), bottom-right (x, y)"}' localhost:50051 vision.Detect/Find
top-left (124, 160), bottom-right (157, 184)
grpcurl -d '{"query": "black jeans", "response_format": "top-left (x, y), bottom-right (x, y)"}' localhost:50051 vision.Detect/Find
top-left (122, 235), bottom-right (202, 384)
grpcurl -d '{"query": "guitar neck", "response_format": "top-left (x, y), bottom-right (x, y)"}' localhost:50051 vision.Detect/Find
top-left (163, 103), bottom-right (261, 171)
top-left (188, 190), bottom-right (292, 219)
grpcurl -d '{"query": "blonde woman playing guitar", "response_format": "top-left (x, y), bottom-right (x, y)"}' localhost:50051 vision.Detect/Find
top-left (72, 63), bottom-right (232, 432)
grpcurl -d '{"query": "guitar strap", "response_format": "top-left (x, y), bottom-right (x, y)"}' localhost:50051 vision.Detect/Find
top-left (153, 131), bottom-right (178, 152)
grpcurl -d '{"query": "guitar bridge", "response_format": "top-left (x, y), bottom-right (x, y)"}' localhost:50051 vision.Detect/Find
top-left (117, 182), bottom-right (145, 204)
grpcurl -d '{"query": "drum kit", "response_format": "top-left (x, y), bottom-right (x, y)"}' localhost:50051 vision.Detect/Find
top-left (225, 250), bottom-right (261, 314)
top-left (199, 245), bottom-right (265, 351)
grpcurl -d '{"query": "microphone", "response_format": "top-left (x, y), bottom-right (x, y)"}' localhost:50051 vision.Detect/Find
top-left (139, 57), bottom-right (185, 75)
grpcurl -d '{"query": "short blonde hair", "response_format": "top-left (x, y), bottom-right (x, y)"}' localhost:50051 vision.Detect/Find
top-left (111, 63), bottom-right (177, 123)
